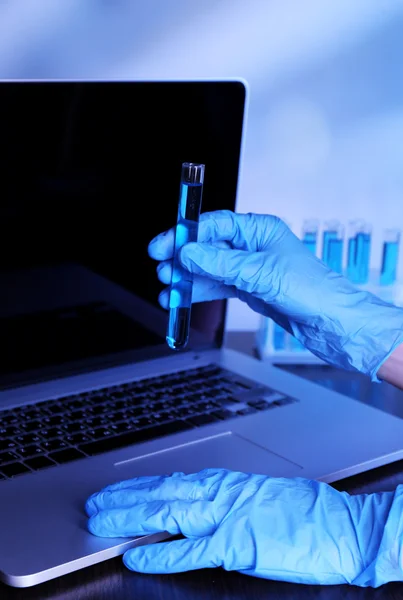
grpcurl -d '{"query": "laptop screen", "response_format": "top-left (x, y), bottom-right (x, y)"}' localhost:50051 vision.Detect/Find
top-left (0, 81), bottom-right (246, 390)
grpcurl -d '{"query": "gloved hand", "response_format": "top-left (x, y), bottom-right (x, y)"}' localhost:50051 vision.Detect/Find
top-left (86, 468), bottom-right (403, 587)
top-left (148, 210), bottom-right (403, 381)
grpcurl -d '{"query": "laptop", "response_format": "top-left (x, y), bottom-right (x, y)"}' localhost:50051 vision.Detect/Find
top-left (1, 79), bottom-right (403, 589)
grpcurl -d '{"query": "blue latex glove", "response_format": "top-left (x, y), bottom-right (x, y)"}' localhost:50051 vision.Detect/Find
top-left (148, 210), bottom-right (403, 381)
top-left (86, 468), bottom-right (403, 587)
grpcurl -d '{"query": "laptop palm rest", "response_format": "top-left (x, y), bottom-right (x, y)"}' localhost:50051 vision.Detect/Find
top-left (114, 432), bottom-right (303, 478)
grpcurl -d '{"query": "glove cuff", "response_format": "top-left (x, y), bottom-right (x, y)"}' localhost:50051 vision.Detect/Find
top-left (353, 485), bottom-right (403, 587)
top-left (350, 294), bottom-right (403, 380)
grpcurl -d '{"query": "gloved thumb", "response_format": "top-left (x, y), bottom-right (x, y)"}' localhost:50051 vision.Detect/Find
top-left (180, 243), bottom-right (267, 295)
top-left (123, 536), bottom-right (217, 574)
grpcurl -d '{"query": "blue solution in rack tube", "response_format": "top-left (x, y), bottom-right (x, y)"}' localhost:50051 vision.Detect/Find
top-left (290, 335), bottom-right (305, 352)
top-left (303, 232), bottom-right (317, 254)
top-left (322, 228), bottom-right (343, 273)
top-left (167, 162), bottom-right (205, 350)
top-left (347, 230), bottom-right (371, 284)
top-left (302, 220), bottom-right (319, 255)
top-left (380, 230), bottom-right (400, 286)
top-left (273, 323), bottom-right (286, 350)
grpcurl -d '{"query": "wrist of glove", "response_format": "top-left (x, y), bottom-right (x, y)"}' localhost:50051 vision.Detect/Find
top-left (86, 469), bottom-right (403, 588)
top-left (284, 280), bottom-right (403, 382)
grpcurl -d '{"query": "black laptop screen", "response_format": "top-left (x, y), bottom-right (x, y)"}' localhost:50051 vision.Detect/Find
top-left (0, 81), bottom-right (245, 389)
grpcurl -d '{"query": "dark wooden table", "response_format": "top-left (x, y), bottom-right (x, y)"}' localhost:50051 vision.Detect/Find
top-left (2, 332), bottom-right (403, 600)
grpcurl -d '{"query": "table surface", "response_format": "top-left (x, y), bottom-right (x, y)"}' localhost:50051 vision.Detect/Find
top-left (2, 331), bottom-right (403, 600)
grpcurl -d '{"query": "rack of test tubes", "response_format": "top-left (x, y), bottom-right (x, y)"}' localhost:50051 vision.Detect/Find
top-left (255, 219), bottom-right (403, 363)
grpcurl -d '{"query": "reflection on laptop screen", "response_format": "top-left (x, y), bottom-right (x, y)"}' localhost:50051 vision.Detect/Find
top-left (0, 81), bottom-right (246, 389)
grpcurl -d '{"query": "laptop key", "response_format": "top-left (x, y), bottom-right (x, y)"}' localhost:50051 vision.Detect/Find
top-left (49, 448), bottom-right (87, 464)
top-left (84, 416), bottom-right (108, 429)
top-left (247, 399), bottom-right (275, 410)
top-left (46, 404), bottom-right (65, 414)
top-left (1, 462), bottom-right (31, 478)
top-left (0, 439), bottom-right (18, 452)
top-left (0, 451), bottom-right (21, 465)
top-left (62, 422), bottom-right (87, 434)
top-left (0, 413), bottom-right (19, 425)
top-left (66, 433), bottom-right (92, 444)
top-left (187, 413), bottom-right (219, 427)
top-left (19, 420), bottom-right (43, 432)
top-left (153, 411), bottom-right (176, 423)
top-left (134, 417), bottom-right (157, 428)
top-left (39, 427), bottom-right (65, 440)
top-left (79, 420), bottom-right (193, 456)
top-left (212, 409), bottom-right (237, 420)
top-left (91, 427), bottom-right (116, 439)
top-left (42, 415), bottom-right (68, 427)
top-left (41, 439), bottom-right (70, 452)
top-left (22, 409), bottom-right (44, 421)
top-left (0, 425), bottom-right (21, 437)
top-left (24, 456), bottom-right (57, 471)
top-left (274, 397), bottom-right (295, 406)
top-left (16, 445), bottom-right (44, 458)
top-left (215, 397), bottom-right (239, 407)
top-left (237, 407), bottom-right (258, 416)
top-left (15, 433), bottom-right (43, 445)
top-left (65, 399), bottom-right (86, 411)
top-left (173, 406), bottom-right (198, 418)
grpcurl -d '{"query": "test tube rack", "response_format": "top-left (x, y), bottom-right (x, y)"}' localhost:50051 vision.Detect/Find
top-left (255, 219), bottom-right (402, 363)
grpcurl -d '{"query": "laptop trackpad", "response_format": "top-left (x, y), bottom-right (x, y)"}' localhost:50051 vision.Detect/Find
top-left (114, 432), bottom-right (302, 478)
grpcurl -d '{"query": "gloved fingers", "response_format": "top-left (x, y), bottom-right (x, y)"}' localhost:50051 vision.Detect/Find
top-left (147, 213), bottom-right (227, 262)
top-left (198, 210), bottom-right (259, 250)
top-left (148, 217), bottom-right (227, 261)
top-left (88, 499), bottom-right (217, 538)
top-left (88, 473), bottom-right (170, 498)
top-left (85, 474), bottom-right (169, 516)
top-left (156, 260), bottom-right (171, 283)
top-left (148, 211), bottom-right (281, 261)
top-left (148, 228), bottom-right (175, 261)
top-left (156, 251), bottom-right (237, 308)
top-left (86, 469), bottom-right (226, 517)
top-left (156, 252), bottom-right (227, 285)
top-left (180, 244), bottom-right (273, 297)
top-left (148, 219), bottom-right (233, 262)
top-left (158, 281), bottom-right (236, 310)
top-left (123, 536), bottom-right (218, 574)
top-left (198, 211), bottom-right (284, 251)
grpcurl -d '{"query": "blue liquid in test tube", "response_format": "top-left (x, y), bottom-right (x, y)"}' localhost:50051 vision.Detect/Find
top-left (290, 335), bottom-right (305, 352)
top-left (380, 229), bottom-right (400, 286)
top-left (167, 162), bottom-right (205, 350)
top-left (322, 221), bottom-right (343, 273)
top-left (273, 322), bottom-right (286, 350)
top-left (346, 221), bottom-right (371, 284)
top-left (303, 233), bottom-right (317, 254)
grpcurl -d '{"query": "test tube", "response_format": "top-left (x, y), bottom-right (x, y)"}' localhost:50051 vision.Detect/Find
top-left (380, 229), bottom-right (400, 286)
top-left (322, 220), bottom-right (344, 273)
top-left (273, 322), bottom-right (286, 350)
top-left (166, 162), bottom-right (205, 350)
top-left (302, 219), bottom-right (319, 255)
top-left (290, 334), bottom-right (305, 352)
top-left (346, 220), bottom-right (372, 284)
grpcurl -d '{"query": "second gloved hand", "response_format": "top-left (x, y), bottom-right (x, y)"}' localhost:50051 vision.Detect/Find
top-left (86, 468), bottom-right (403, 588)
top-left (148, 210), bottom-right (403, 380)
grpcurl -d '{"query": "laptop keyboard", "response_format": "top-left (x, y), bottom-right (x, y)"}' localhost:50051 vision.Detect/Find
top-left (0, 364), bottom-right (295, 480)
